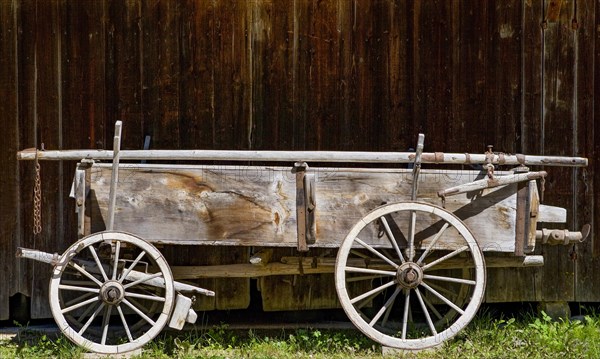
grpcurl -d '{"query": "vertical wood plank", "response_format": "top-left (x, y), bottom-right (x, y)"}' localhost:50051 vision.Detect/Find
top-left (540, 0), bottom-right (576, 302)
top-left (412, 0), bottom-right (453, 150)
top-left (0, 0), bottom-right (19, 320)
top-left (62, 0), bottom-right (107, 256)
top-left (212, 0), bottom-right (252, 150)
top-left (106, 0), bottom-right (143, 149)
top-left (17, 0), bottom-right (37, 304)
top-left (30, 0), bottom-right (63, 318)
top-left (179, 0), bottom-right (214, 149)
top-left (141, 0), bottom-right (180, 149)
top-left (573, 0), bottom-right (597, 301)
top-left (485, 0), bottom-right (522, 153)
top-left (453, 1), bottom-right (488, 153)
top-left (294, 0), bottom-right (340, 150)
top-left (521, 0), bottom-right (544, 154)
top-left (482, 0), bottom-right (541, 303)
top-left (384, 0), bottom-right (412, 152)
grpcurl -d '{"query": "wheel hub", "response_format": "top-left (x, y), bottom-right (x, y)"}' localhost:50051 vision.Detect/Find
top-left (397, 262), bottom-right (423, 289)
top-left (100, 280), bottom-right (125, 305)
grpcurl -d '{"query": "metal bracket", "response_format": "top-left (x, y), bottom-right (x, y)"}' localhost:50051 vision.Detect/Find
top-left (107, 121), bottom-right (123, 231)
top-left (293, 162), bottom-right (316, 252)
top-left (411, 134), bottom-right (424, 201)
top-left (514, 166), bottom-right (531, 256)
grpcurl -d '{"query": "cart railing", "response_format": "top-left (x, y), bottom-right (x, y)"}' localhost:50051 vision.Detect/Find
top-left (18, 147), bottom-right (588, 167)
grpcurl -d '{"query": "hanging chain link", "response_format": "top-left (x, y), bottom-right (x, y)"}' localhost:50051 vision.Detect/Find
top-left (33, 151), bottom-right (42, 235)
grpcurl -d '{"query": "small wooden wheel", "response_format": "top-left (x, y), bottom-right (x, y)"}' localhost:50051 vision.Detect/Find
top-left (49, 231), bottom-right (175, 354)
top-left (335, 202), bottom-right (485, 350)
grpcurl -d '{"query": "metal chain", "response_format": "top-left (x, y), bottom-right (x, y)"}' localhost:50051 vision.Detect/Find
top-left (33, 152), bottom-right (42, 235)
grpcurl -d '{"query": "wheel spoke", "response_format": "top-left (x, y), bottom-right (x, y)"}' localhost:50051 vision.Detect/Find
top-left (122, 298), bottom-right (156, 326)
top-left (88, 245), bottom-right (109, 282)
top-left (58, 284), bottom-right (100, 294)
top-left (407, 210), bottom-right (417, 261)
top-left (416, 223), bottom-right (450, 265)
top-left (414, 287), bottom-right (437, 335)
top-left (401, 290), bottom-right (410, 339)
top-left (354, 237), bottom-right (399, 269)
top-left (421, 246), bottom-right (469, 271)
top-left (69, 262), bottom-right (103, 287)
top-left (119, 251), bottom-right (147, 284)
top-left (420, 282), bottom-right (464, 315)
top-left (78, 302), bottom-right (105, 336)
top-left (345, 267), bottom-right (396, 277)
top-left (123, 272), bottom-right (163, 289)
top-left (125, 291), bottom-right (166, 302)
top-left (423, 274), bottom-right (476, 286)
top-left (426, 281), bottom-right (459, 299)
top-left (62, 296), bottom-right (99, 314)
top-left (112, 241), bottom-right (121, 280)
top-left (368, 286), bottom-right (402, 327)
top-left (422, 294), bottom-right (443, 320)
top-left (117, 305), bottom-right (134, 342)
top-left (350, 250), bottom-right (370, 259)
top-left (61, 280), bottom-right (100, 287)
top-left (357, 291), bottom-right (380, 309)
top-left (346, 275), bottom-right (386, 283)
top-left (64, 292), bottom-right (96, 308)
top-left (350, 280), bottom-right (397, 305)
top-left (379, 216), bottom-right (406, 264)
top-left (100, 306), bottom-right (112, 345)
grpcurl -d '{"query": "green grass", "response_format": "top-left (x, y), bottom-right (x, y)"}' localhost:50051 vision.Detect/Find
top-left (3, 309), bottom-right (600, 358)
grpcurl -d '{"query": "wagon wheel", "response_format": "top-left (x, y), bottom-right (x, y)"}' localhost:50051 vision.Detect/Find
top-left (335, 202), bottom-right (485, 350)
top-left (49, 231), bottom-right (175, 354)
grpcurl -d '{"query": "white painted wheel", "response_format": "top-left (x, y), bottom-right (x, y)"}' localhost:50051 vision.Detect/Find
top-left (49, 231), bottom-right (175, 354)
top-left (335, 202), bottom-right (485, 350)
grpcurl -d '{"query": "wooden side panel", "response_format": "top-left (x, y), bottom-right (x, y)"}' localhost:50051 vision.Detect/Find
top-left (89, 165), bottom-right (526, 252)
top-left (0, 0), bottom-right (19, 320)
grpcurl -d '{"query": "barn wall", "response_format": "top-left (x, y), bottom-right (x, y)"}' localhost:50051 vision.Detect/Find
top-left (0, 0), bottom-right (597, 319)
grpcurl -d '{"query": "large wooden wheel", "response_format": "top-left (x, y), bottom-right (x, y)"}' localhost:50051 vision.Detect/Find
top-left (49, 231), bottom-right (175, 354)
top-left (335, 202), bottom-right (485, 350)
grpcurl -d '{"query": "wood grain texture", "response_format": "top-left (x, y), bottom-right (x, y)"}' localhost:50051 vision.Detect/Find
top-left (87, 164), bottom-right (546, 253)
top-left (573, 0), bottom-right (597, 301)
top-left (1, 0), bottom-right (598, 317)
top-left (540, 0), bottom-right (576, 302)
top-left (0, 0), bottom-right (19, 320)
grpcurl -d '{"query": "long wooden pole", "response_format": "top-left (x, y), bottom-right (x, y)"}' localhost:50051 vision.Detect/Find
top-left (17, 148), bottom-right (587, 167)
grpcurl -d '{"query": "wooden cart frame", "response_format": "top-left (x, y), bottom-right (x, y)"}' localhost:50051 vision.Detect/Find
top-left (17, 121), bottom-right (589, 353)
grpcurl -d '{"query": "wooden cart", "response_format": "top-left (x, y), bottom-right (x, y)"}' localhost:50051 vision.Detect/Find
top-left (16, 122), bottom-right (589, 354)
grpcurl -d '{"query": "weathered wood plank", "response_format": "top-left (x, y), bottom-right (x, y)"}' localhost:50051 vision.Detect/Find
top-left (30, 0), bottom-right (63, 319)
top-left (179, 0), bottom-right (214, 149)
top-left (540, 0), bottom-right (576, 302)
top-left (484, 0), bottom-right (534, 305)
top-left (211, 0), bottom-right (252, 150)
top-left (0, 0), bottom-right (19, 320)
top-left (87, 164), bottom-right (548, 253)
top-left (141, 0), bottom-right (180, 149)
top-left (487, 0), bottom-right (522, 152)
top-left (573, 0), bottom-right (598, 301)
top-left (106, 0), bottom-right (143, 149)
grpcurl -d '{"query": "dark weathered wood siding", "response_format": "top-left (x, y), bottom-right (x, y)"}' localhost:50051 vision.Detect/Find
top-left (0, 0), bottom-right (597, 319)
